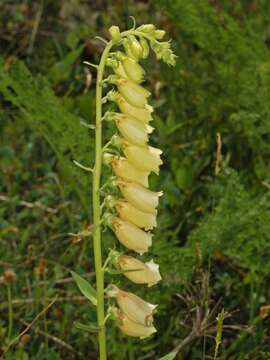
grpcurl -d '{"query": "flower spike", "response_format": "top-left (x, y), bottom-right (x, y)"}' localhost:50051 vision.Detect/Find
top-left (77, 20), bottom-right (175, 349)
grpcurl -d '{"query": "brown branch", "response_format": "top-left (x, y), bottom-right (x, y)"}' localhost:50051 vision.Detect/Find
top-left (19, 319), bottom-right (84, 358)
top-left (1, 296), bottom-right (57, 359)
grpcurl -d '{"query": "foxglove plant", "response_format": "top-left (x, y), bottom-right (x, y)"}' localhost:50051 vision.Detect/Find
top-left (72, 20), bottom-right (175, 360)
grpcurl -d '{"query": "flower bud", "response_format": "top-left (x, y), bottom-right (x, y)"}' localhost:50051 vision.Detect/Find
top-left (119, 255), bottom-right (162, 287)
top-left (114, 62), bottom-right (129, 79)
top-left (137, 24), bottom-right (156, 33)
top-left (109, 25), bottom-right (121, 43)
top-left (121, 140), bottom-right (163, 174)
top-left (154, 30), bottom-right (166, 39)
top-left (117, 78), bottom-right (150, 109)
top-left (123, 38), bottom-right (137, 60)
top-left (139, 37), bottom-right (150, 59)
top-left (128, 35), bottom-right (143, 60)
top-left (112, 217), bottom-right (152, 255)
top-left (122, 57), bottom-right (145, 83)
top-left (103, 152), bottom-right (114, 165)
top-left (117, 310), bottom-right (157, 338)
top-left (115, 199), bottom-right (157, 229)
top-left (107, 285), bottom-right (157, 326)
top-left (106, 58), bottom-right (118, 69)
top-left (114, 113), bottom-right (153, 146)
top-left (111, 156), bottom-right (149, 187)
top-left (117, 179), bottom-right (163, 214)
top-left (114, 92), bottom-right (153, 123)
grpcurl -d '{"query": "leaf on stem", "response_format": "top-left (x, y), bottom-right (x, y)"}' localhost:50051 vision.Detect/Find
top-left (71, 271), bottom-right (97, 306)
top-left (158, 352), bottom-right (177, 360)
top-left (74, 321), bottom-right (100, 333)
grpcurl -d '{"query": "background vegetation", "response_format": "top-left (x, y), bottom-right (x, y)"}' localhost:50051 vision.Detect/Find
top-left (1, 0), bottom-right (270, 359)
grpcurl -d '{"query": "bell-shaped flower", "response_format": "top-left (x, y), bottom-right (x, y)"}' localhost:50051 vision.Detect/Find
top-left (118, 179), bottom-right (163, 214)
top-left (116, 310), bottom-right (157, 338)
top-left (112, 92), bottom-right (153, 123)
top-left (107, 285), bottom-right (157, 326)
top-left (118, 255), bottom-right (162, 287)
top-left (121, 139), bottom-right (163, 174)
top-left (111, 156), bottom-right (149, 187)
top-left (122, 57), bottom-right (145, 83)
top-left (115, 199), bottom-right (157, 229)
top-left (112, 217), bottom-right (152, 255)
top-left (114, 113), bottom-right (153, 146)
top-left (116, 78), bottom-right (150, 108)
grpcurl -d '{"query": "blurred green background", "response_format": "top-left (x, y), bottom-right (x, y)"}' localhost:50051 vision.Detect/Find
top-left (1, 0), bottom-right (270, 359)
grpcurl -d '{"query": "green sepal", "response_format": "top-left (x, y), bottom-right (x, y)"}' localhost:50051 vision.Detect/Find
top-left (71, 271), bottom-right (97, 306)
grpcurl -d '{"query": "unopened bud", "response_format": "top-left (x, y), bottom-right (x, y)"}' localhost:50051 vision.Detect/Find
top-left (154, 30), bottom-right (166, 39)
top-left (109, 25), bottom-right (121, 43)
top-left (103, 152), bottom-right (114, 165)
top-left (140, 37), bottom-right (150, 59)
top-left (106, 58), bottom-right (118, 69)
top-left (104, 195), bottom-right (116, 208)
top-left (128, 35), bottom-right (143, 60)
top-left (137, 24), bottom-right (156, 33)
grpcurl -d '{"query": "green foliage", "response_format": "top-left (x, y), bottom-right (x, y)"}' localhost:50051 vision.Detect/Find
top-left (1, 0), bottom-right (270, 359)
top-left (188, 168), bottom-right (270, 275)
top-left (70, 271), bottom-right (97, 306)
top-left (0, 59), bottom-right (93, 210)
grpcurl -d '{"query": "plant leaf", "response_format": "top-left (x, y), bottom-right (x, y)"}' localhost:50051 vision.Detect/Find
top-left (71, 271), bottom-right (97, 306)
top-left (74, 321), bottom-right (100, 333)
top-left (159, 351), bottom-right (177, 360)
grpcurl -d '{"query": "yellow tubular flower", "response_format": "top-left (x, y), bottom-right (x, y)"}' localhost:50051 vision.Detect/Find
top-left (121, 139), bottom-right (163, 174)
top-left (117, 78), bottom-right (150, 108)
top-left (118, 255), bottom-right (162, 287)
top-left (107, 285), bottom-right (157, 326)
top-left (121, 57), bottom-right (145, 83)
top-left (114, 92), bottom-right (153, 123)
top-left (118, 179), bottom-right (163, 214)
top-left (111, 156), bottom-right (149, 187)
top-left (117, 311), bottom-right (157, 338)
top-left (115, 199), bottom-right (157, 229)
top-left (114, 113), bottom-right (153, 146)
top-left (112, 217), bottom-right (152, 255)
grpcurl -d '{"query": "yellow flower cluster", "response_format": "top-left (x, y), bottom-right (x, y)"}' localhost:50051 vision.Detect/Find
top-left (105, 33), bottom-right (164, 338)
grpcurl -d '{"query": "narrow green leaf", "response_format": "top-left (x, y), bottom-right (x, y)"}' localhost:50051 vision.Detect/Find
top-left (159, 351), bottom-right (177, 360)
top-left (74, 321), bottom-right (100, 333)
top-left (71, 271), bottom-right (97, 306)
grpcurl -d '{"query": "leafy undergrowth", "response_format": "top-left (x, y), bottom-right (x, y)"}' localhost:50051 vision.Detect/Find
top-left (1, 0), bottom-right (270, 359)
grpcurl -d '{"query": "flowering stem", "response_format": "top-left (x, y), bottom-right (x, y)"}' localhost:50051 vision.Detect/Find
top-left (92, 40), bottom-right (113, 360)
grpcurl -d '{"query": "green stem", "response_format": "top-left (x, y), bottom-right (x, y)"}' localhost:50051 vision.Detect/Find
top-left (92, 40), bottom-right (113, 360)
top-left (7, 284), bottom-right (13, 343)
